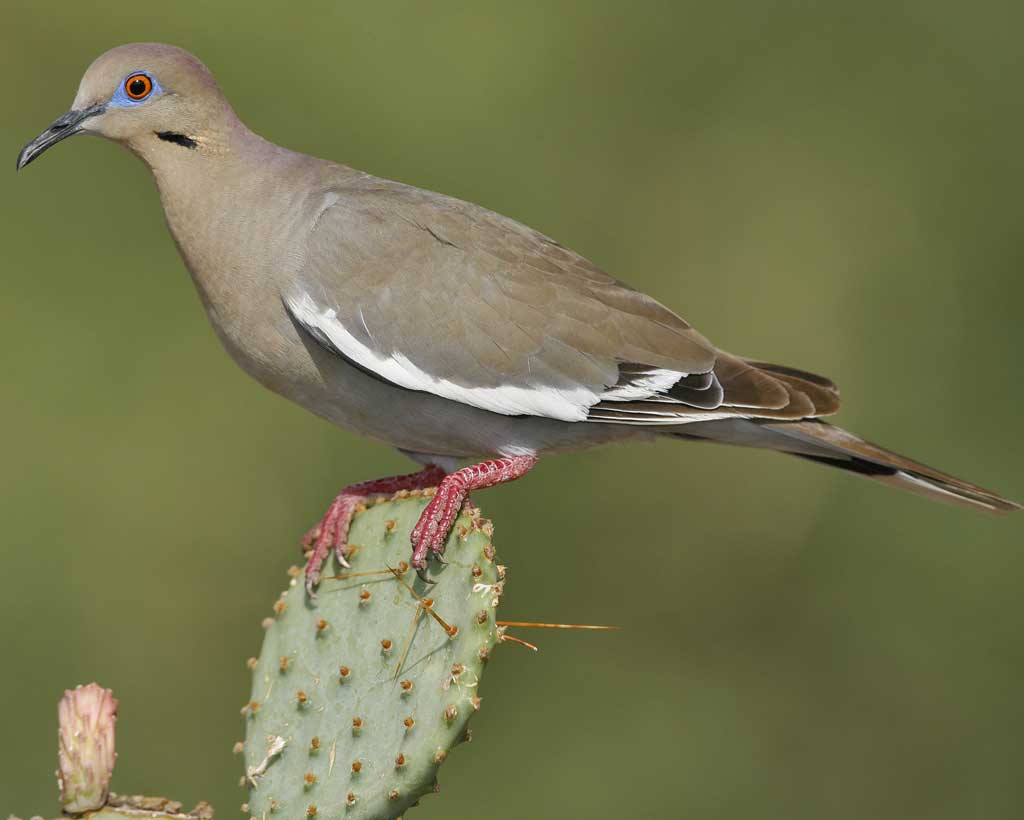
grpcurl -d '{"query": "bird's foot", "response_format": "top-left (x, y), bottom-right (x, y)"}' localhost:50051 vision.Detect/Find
top-left (302, 464), bottom-right (447, 596)
top-left (410, 455), bottom-right (538, 582)
top-left (302, 495), bottom-right (360, 596)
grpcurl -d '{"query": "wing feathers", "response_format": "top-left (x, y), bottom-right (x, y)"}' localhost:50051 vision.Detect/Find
top-left (292, 180), bottom-right (842, 427)
top-left (287, 292), bottom-right (597, 421)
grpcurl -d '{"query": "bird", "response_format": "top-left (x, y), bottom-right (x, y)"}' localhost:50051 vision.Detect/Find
top-left (17, 43), bottom-right (1019, 592)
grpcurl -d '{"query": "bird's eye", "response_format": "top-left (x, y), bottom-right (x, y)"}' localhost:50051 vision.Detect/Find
top-left (124, 73), bottom-right (153, 100)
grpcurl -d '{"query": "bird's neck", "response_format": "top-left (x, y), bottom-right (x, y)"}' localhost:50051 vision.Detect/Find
top-left (142, 120), bottom-right (290, 252)
top-left (137, 120), bottom-right (304, 336)
top-left (140, 117), bottom-right (272, 209)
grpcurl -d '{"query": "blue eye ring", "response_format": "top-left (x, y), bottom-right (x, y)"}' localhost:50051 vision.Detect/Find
top-left (110, 71), bottom-right (162, 107)
top-left (124, 73), bottom-right (153, 100)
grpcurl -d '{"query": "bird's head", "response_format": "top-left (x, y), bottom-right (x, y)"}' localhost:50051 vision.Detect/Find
top-left (17, 43), bottom-right (237, 170)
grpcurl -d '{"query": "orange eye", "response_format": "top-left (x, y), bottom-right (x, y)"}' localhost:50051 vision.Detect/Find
top-left (124, 74), bottom-right (152, 100)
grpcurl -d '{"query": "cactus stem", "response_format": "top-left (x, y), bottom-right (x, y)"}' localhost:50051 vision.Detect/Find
top-left (246, 497), bottom-right (502, 818)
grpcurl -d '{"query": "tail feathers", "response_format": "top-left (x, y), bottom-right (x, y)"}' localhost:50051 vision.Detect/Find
top-left (675, 418), bottom-right (1020, 515)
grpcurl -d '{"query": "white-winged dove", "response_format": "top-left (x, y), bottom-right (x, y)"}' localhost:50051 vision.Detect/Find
top-left (17, 44), bottom-right (1019, 591)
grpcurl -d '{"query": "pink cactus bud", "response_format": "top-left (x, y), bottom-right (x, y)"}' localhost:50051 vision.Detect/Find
top-left (57, 683), bottom-right (118, 813)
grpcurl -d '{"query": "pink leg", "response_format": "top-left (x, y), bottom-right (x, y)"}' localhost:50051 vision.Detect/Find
top-left (411, 455), bottom-right (538, 579)
top-left (304, 464), bottom-right (447, 594)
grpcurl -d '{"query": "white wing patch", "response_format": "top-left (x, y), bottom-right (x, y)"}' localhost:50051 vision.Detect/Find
top-left (286, 292), bottom-right (709, 423)
top-left (287, 292), bottom-right (598, 421)
top-left (599, 368), bottom-right (684, 401)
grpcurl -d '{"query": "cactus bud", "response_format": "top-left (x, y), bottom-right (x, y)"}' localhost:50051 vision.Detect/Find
top-left (57, 683), bottom-right (118, 813)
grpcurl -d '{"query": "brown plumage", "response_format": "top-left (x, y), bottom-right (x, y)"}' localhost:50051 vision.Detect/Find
top-left (16, 42), bottom-right (1019, 583)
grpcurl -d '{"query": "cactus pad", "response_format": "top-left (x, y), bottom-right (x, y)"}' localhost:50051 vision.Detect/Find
top-left (242, 492), bottom-right (504, 820)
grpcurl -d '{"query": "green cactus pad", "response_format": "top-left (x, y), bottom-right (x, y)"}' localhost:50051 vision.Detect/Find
top-left (242, 492), bottom-right (504, 820)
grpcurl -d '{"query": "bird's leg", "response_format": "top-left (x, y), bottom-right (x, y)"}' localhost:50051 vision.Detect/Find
top-left (303, 464), bottom-right (448, 595)
top-left (411, 455), bottom-right (537, 579)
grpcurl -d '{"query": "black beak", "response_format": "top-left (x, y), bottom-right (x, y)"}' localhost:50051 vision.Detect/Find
top-left (16, 103), bottom-right (106, 171)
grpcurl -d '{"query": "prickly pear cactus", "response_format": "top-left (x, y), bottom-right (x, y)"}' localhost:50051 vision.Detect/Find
top-left (241, 492), bottom-right (504, 820)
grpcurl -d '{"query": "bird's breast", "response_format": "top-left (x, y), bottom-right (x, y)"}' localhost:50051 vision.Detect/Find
top-left (155, 165), bottom-right (316, 394)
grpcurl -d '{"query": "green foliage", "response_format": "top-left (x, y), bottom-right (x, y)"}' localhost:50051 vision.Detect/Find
top-left (242, 494), bottom-right (503, 820)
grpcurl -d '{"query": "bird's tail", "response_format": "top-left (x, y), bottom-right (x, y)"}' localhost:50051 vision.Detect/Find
top-left (672, 418), bottom-right (1020, 514)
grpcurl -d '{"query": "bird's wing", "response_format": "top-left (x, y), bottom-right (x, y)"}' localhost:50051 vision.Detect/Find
top-left (285, 182), bottom-right (838, 424)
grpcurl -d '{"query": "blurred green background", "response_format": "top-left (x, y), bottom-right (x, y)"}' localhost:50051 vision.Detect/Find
top-left (2, 2), bottom-right (1022, 818)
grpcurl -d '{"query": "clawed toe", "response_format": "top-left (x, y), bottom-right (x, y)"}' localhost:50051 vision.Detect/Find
top-left (304, 567), bottom-right (320, 598)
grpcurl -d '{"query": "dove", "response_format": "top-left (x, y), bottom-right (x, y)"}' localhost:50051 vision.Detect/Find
top-left (17, 44), bottom-right (1018, 592)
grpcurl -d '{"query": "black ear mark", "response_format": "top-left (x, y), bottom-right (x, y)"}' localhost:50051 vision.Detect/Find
top-left (155, 131), bottom-right (197, 149)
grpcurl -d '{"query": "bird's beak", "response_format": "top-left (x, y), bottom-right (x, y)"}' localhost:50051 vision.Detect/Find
top-left (16, 103), bottom-right (106, 171)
